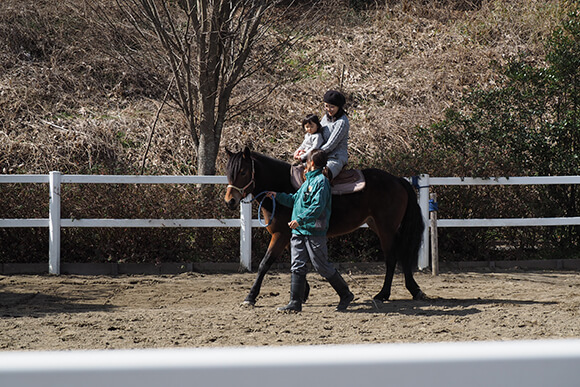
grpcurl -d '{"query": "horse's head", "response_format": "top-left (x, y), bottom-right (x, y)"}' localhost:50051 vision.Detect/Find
top-left (224, 146), bottom-right (255, 210)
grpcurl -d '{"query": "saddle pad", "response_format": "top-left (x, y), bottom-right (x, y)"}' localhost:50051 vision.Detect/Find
top-left (331, 169), bottom-right (366, 195)
top-left (290, 165), bottom-right (366, 195)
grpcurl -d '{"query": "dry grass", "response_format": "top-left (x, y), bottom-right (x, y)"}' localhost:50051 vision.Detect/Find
top-left (0, 0), bottom-right (566, 263)
top-left (0, 0), bottom-right (563, 175)
top-left (222, 0), bottom-right (562, 174)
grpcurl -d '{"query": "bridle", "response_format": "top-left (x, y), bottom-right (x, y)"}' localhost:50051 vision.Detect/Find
top-left (226, 155), bottom-right (275, 228)
top-left (227, 158), bottom-right (255, 199)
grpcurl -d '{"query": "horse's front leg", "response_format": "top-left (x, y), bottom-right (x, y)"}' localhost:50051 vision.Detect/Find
top-left (242, 231), bottom-right (290, 307)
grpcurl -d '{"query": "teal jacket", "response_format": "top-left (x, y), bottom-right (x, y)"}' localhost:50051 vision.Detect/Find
top-left (276, 168), bottom-right (332, 236)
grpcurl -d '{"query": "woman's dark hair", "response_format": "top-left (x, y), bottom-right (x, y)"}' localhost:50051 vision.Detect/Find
top-left (302, 114), bottom-right (322, 133)
top-left (323, 90), bottom-right (345, 107)
top-left (323, 90), bottom-right (347, 121)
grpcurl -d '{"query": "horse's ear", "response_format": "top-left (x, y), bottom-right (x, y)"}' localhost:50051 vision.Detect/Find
top-left (243, 146), bottom-right (251, 159)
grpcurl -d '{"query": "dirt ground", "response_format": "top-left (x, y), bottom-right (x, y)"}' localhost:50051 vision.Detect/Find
top-left (1, 268), bottom-right (579, 351)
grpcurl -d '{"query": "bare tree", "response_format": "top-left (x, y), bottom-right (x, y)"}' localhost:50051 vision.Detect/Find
top-left (103, 0), bottom-right (302, 175)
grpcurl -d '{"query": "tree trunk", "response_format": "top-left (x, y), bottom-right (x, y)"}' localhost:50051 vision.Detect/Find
top-left (197, 131), bottom-right (218, 176)
top-left (195, 120), bottom-right (219, 249)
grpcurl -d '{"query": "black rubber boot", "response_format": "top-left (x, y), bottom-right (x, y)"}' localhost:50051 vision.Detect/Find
top-left (303, 280), bottom-right (310, 304)
top-left (328, 271), bottom-right (354, 311)
top-left (277, 273), bottom-right (306, 313)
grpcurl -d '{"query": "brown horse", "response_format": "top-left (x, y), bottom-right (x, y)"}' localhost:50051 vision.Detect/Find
top-left (224, 147), bottom-right (426, 306)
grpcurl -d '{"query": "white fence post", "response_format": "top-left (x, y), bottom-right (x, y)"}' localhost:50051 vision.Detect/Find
top-left (430, 192), bottom-right (439, 276)
top-left (418, 174), bottom-right (430, 270)
top-left (240, 195), bottom-right (252, 271)
top-left (49, 171), bottom-right (61, 275)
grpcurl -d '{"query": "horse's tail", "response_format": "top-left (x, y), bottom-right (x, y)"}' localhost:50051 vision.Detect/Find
top-left (393, 177), bottom-right (425, 269)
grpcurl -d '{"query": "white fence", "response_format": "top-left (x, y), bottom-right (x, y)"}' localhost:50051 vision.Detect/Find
top-left (416, 175), bottom-right (580, 269)
top-left (3, 173), bottom-right (580, 273)
top-left (1, 340), bottom-right (579, 387)
top-left (0, 172), bottom-right (255, 274)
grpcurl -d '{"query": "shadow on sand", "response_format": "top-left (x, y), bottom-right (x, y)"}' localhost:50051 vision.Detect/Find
top-left (0, 291), bottom-right (116, 317)
top-left (343, 296), bottom-right (557, 317)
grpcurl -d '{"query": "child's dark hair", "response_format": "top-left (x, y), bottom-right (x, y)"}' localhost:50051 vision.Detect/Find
top-left (302, 114), bottom-right (322, 133)
top-left (307, 149), bottom-right (328, 169)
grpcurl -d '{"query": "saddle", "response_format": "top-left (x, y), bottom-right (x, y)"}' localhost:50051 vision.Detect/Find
top-left (290, 165), bottom-right (366, 195)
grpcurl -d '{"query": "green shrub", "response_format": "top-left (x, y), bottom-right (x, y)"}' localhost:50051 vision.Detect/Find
top-left (413, 1), bottom-right (580, 259)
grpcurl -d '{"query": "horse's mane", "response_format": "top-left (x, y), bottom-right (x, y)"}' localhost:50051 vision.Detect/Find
top-left (252, 152), bottom-right (290, 170)
top-left (226, 150), bottom-right (290, 183)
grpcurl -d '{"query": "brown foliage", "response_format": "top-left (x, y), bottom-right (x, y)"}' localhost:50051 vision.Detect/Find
top-left (0, 0), bottom-right (563, 263)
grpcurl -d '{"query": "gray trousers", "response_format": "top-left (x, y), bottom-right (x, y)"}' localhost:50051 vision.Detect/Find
top-left (326, 158), bottom-right (346, 180)
top-left (290, 234), bottom-right (337, 278)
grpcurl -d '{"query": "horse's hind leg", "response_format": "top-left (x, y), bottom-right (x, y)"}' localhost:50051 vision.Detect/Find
top-left (368, 219), bottom-right (397, 302)
top-left (395, 224), bottom-right (425, 300)
top-left (401, 256), bottom-right (426, 300)
top-left (375, 255), bottom-right (396, 302)
top-left (374, 237), bottom-right (424, 301)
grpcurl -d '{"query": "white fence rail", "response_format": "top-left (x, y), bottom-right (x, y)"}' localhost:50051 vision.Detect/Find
top-left (0, 172), bottom-right (254, 274)
top-left (3, 173), bottom-right (580, 274)
top-left (1, 340), bottom-right (579, 387)
top-left (416, 175), bottom-right (580, 269)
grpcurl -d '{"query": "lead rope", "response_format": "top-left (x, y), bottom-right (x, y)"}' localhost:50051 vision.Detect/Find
top-left (342, 269), bottom-right (380, 310)
top-left (241, 191), bottom-right (276, 228)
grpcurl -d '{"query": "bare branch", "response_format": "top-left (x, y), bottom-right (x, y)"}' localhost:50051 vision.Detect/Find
top-left (96, 0), bottom-right (318, 174)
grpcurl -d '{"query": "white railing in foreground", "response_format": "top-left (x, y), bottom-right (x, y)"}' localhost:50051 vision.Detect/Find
top-left (0, 340), bottom-right (579, 387)
top-left (0, 172), bottom-right (254, 274)
top-left (415, 175), bottom-right (580, 269)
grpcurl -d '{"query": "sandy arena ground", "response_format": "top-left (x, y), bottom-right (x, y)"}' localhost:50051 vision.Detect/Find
top-left (1, 269), bottom-right (579, 350)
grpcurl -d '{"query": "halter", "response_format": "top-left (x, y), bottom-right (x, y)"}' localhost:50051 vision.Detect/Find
top-left (227, 157), bottom-right (275, 228)
top-left (227, 158), bottom-right (255, 198)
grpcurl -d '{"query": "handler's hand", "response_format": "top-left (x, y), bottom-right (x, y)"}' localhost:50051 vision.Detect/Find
top-left (288, 220), bottom-right (300, 229)
top-left (266, 191), bottom-right (276, 199)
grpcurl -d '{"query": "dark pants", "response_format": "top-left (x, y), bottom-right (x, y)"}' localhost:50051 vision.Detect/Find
top-left (290, 234), bottom-right (336, 278)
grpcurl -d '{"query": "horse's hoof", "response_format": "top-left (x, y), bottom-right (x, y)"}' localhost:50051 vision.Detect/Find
top-left (373, 294), bottom-right (389, 303)
top-left (240, 300), bottom-right (255, 308)
top-left (413, 290), bottom-right (428, 301)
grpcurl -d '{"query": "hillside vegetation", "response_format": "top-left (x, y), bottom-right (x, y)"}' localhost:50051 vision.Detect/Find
top-left (0, 0), bottom-right (570, 264)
